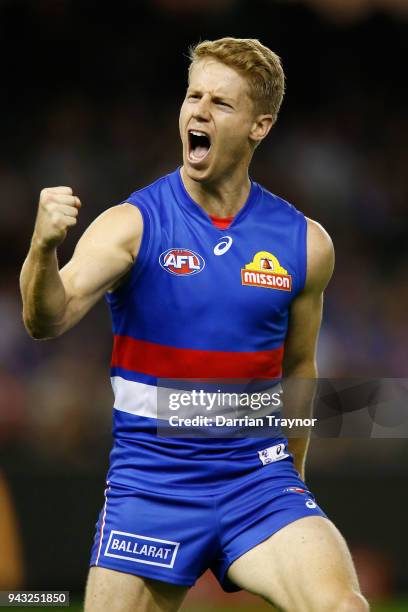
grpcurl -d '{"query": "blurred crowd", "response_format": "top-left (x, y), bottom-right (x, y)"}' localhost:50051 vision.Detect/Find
top-left (0, 0), bottom-right (407, 471)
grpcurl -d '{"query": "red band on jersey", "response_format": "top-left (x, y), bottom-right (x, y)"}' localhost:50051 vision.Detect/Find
top-left (112, 335), bottom-right (283, 379)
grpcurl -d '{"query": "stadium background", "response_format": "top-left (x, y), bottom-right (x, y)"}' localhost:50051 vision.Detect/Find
top-left (0, 0), bottom-right (407, 610)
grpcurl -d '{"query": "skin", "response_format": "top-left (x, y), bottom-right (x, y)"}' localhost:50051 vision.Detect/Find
top-left (20, 58), bottom-right (368, 611)
top-left (84, 568), bottom-right (187, 612)
top-left (227, 517), bottom-right (369, 612)
top-left (0, 471), bottom-right (24, 589)
top-left (179, 58), bottom-right (273, 217)
top-left (282, 217), bottom-right (334, 480)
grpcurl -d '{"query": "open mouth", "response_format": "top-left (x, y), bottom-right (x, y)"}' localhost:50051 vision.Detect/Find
top-left (188, 130), bottom-right (211, 163)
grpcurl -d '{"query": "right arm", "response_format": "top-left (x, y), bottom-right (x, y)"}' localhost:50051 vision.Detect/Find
top-left (20, 186), bottom-right (143, 339)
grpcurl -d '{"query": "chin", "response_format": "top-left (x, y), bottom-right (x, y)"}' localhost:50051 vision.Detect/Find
top-left (183, 158), bottom-right (213, 183)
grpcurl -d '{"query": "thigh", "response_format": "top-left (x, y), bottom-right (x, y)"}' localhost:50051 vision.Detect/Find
top-left (213, 459), bottom-right (327, 591)
top-left (84, 566), bottom-right (188, 612)
top-left (227, 516), bottom-right (361, 611)
top-left (89, 482), bottom-right (216, 591)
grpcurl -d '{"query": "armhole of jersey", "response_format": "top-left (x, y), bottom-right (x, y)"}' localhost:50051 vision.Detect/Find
top-left (295, 214), bottom-right (308, 295)
top-left (105, 198), bottom-right (153, 305)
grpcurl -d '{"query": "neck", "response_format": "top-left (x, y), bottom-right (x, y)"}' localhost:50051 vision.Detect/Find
top-left (180, 166), bottom-right (252, 218)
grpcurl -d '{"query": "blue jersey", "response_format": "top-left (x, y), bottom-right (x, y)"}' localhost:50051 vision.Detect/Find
top-left (105, 168), bottom-right (307, 493)
top-left (90, 169), bottom-right (327, 589)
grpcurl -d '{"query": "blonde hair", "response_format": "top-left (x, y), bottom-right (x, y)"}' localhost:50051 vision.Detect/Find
top-left (188, 37), bottom-right (285, 123)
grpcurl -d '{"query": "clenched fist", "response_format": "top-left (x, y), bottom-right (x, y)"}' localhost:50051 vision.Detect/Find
top-left (33, 186), bottom-right (81, 250)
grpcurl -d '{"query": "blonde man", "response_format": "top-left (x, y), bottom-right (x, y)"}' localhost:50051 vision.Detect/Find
top-left (21, 38), bottom-right (368, 611)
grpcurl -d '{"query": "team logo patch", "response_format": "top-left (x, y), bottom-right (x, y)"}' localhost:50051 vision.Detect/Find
top-left (104, 530), bottom-right (180, 568)
top-left (258, 443), bottom-right (289, 466)
top-left (241, 251), bottom-right (292, 291)
top-left (159, 248), bottom-right (205, 276)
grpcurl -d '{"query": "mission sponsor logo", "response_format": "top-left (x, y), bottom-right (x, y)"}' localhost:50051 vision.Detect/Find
top-left (159, 248), bottom-right (205, 276)
top-left (241, 251), bottom-right (292, 291)
top-left (104, 530), bottom-right (180, 568)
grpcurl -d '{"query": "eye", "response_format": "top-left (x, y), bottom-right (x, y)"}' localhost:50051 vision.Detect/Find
top-left (188, 94), bottom-right (200, 101)
top-left (216, 100), bottom-right (232, 109)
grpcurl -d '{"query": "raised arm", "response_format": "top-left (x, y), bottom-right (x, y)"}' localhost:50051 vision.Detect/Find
top-left (20, 187), bottom-right (142, 339)
top-left (282, 218), bottom-right (335, 479)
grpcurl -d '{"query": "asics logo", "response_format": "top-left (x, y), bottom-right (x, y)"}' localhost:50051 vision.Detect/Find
top-left (213, 236), bottom-right (233, 256)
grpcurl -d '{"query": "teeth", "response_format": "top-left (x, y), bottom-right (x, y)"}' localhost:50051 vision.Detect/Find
top-left (190, 130), bottom-right (208, 137)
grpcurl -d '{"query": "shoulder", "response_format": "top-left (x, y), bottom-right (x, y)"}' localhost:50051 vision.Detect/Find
top-left (258, 184), bottom-right (304, 218)
top-left (256, 185), bottom-right (334, 292)
top-left (93, 172), bottom-right (174, 257)
top-left (78, 203), bottom-right (143, 261)
top-left (92, 202), bottom-right (143, 234)
top-left (305, 217), bottom-right (335, 293)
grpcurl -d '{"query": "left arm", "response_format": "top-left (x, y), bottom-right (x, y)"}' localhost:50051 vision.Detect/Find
top-left (282, 218), bottom-right (335, 480)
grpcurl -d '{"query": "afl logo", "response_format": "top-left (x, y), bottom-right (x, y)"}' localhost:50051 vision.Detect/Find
top-left (159, 248), bottom-right (205, 276)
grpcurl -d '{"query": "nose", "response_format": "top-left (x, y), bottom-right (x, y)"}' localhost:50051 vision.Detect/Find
top-left (192, 94), bottom-right (211, 121)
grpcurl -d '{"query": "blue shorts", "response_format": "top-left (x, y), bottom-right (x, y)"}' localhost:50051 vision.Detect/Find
top-left (89, 458), bottom-right (326, 591)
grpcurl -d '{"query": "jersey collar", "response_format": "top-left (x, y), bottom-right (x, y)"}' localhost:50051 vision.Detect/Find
top-left (168, 167), bottom-right (261, 231)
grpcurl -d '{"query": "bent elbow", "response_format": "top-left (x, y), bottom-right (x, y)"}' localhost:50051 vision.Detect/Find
top-left (23, 323), bottom-right (48, 340)
top-left (29, 329), bottom-right (52, 341)
top-left (22, 316), bottom-right (59, 340)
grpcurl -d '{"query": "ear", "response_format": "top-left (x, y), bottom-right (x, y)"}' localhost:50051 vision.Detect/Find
top-left (249, 114), bottom-right (274, 145)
